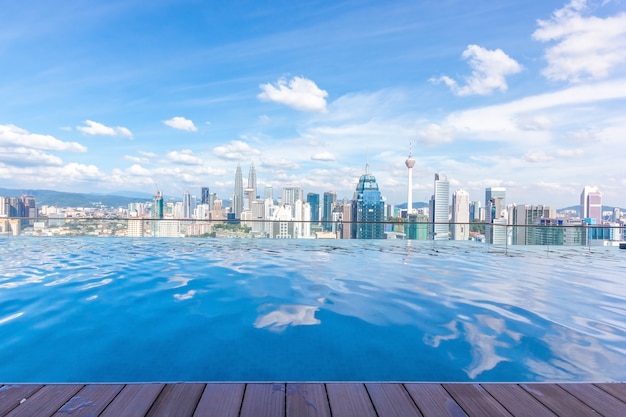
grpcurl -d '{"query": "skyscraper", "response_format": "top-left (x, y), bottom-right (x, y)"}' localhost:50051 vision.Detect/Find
top-left (430, 174), bottom-right (449, 240)
top-left (451, 189), bottom-right (470, 240)
top-left (580, 185), bottom-right (602, 224)
top-left (201, 187), bottom-right (210, 205)
top-left (248, 162), bottom-right (257, 200)
top-left (405, 145), bottom-right (416, 214)
top-left (307, 193), bottom-right (320, 223)
top-left (485, 187), bottom-right (506, 244)
top-left (322, 191), bottom-right (336, 231)
top-left (351, 164), bottom-right (385, 239)
top-left (152, 190), bottom-right (164, 219)
top-left (232, 164), bottom-right (244, 219)
top-left (183, 191), bottom-right (192, 219)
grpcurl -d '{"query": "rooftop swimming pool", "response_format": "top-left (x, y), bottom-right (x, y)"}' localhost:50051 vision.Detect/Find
top-left (0, 238), bottom-right (624, 383)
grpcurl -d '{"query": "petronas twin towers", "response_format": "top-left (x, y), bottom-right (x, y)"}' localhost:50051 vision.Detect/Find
top-left (232, 162), bottom-right (256, 218)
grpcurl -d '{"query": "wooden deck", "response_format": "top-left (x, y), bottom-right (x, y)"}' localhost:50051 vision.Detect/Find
top-left (1, 382), bottom-right (625, 417)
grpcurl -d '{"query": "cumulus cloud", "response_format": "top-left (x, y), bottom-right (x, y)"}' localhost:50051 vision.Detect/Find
top-left (258, 76), bottom-right (328, 112)
top-left (0, 147), bottom-right (63, 167)
top-left (0, 124), bottom-right (86, 152)
top-left (556, 148), bottom-right (584, 157)
top-left (163, 116), bottom-right (198, 132)
top-left (213, 140), bottom-right (260, 160)
top-left (166, 149), bottom-right (203, 165)
top-left (532, 0), bottom-right (626, 82)
top-left (522, 151), bottom-right (553, 163)
top-left (311, 151), bottom-right (336, 161)
top-left (76, 120), bottom-right (133, 138)
top-left (416, 123), bottom-right (455, 146)
top-left (260, 158), bottom-right (300, 170)
top-left (431, 45), bottom-right (522, 95)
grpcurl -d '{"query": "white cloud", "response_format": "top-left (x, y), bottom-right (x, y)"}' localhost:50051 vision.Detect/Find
top-left (58, 163), bottom-right (104, 180)
top-left (138, 151), bottom-right (157, 158)
top-left (213, 140), bottom-right (260, 160)
top-left (431, 45), bottom-right (522, 96)
top-left (76, 120), bottom-right (133, 138)
top-left (311, 151), bottom-right (336, 161)
top-left (416, 123), bottom-right (455, 146)
top-left (258, 76), bottom-right (328, 112)
top-left (166, 149), bottom-right (203, 165)
top-left (522, 151), bottom-right (553, 163)
top-left (532, 0), bottom-right (626, 82)
top-left (0, 147), bottom-right (63, 166)
top-left (261, 158), bottom-right (300, 170)
top-left (0, 124), bottom-right (86, 152)
top-left (123, 155), bottom-right (149, 164)
top-left (163, 116), bottom-right (198, 132)
top-left (556, 148), bottom-right (584, 157)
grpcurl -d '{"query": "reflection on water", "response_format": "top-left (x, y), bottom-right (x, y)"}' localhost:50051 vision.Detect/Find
top-left (0, 237), bottom-right (624, 382)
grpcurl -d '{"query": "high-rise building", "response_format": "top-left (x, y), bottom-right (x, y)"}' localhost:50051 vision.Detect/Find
top-left (510, 205), bottom-right (555, 245)
top-left (183, 191), bottom-right (192, 219)
top-left (232, 164), bottom-right (244, 219)
top-left (281, 187), bottom-right (303, 208)
top-left (580, 186), bottom-right (602, 224)
top-left (322, 191), bottom-right (337, 231)
top-left (405, 146), bottom-right (416, 214)
top-left (351, 164), bottom-right (386, 239)
top-left (429, 174), bottom-right (449, 240)
top-left (307, 193), bottom-right (320, 223)
top-left (152, 191), bottom-right (164, 219)
top-left (451, 189), bottom-right (470, 241)
top-left (248, 162), bottom-right (257, 200)
top-left (264, 186), bottom-right (273, 201)
top-left (201, 187), bottom-right (210, 205)
top-left (485, 187), bottom-right (506, 244)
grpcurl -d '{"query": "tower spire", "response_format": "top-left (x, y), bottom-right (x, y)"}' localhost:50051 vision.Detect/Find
top-left (405, 142), bottom-right (416, 214)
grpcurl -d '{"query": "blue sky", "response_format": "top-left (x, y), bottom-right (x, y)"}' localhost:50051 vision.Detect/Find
top-left (1, 0), bottom-right (625, 208)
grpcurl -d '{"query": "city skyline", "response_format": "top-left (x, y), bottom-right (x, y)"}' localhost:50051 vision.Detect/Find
top-left (1, 1), bottom-right (625, 208)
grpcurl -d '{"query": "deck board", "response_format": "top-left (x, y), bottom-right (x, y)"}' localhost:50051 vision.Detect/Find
top-left (559, 383), bottom-right (626, 417)
top-left (521, 384), bottom-right (600, 417)
top-left (595, 383), bottom-right (626, 403)
top-left (326, 383), bottom-right (377, 417)
top-left (52, 384), bottom-right (123, 417)
top-left (99, 384), bottom-right (164, 417)
top-left (193, 383), bottom-right (245, 417)
top-left (404, 383), bottom-right (469, 417)
top-left (0, 383), bottom-right (623, 417)
top-left (4, 384), bottom-right (83, 417)
top-left (286, 383), bottom-right (331, 417)
top-left (0, 385), bottom-right (43, 417)
top-left (239, 383), bottom-right (285, 417)
top-left (145, 383), bottom-right (205, 417)
top-left (366, 383), bottom-right (423, 417)
top-left (481, 384), bottom-right (558, 417)
top-left (444, 383), bottom-right (514, 417)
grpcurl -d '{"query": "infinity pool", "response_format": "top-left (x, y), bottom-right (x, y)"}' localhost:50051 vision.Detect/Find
top-left (0, 237), bottom-right (624, 383)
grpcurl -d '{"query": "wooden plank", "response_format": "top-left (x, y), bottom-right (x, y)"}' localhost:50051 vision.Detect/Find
top-left (596, 383), bottom-right (626, 403)
top-left (145, 383), bottom-right (205, 417)
top-left (326, 383), bottom-right (376, 417)
top-left (521, 384), bottom-right (599, 417)
top-left (240, 383), bottom-right (285, 417)
top-left (444, 384), bottom-right (514, 417)
top-left (0, 385), bottom-right (43, 417)
top-left (366, 383), bottom-right (423, 417)
top-left (286, 383), bottom-right (331, 417)
top-left (559, 383), bottom-right (626, 417)
top-left (481, 384), bottom-right (557, 417)
top-left (405, 383), bottom-right (469, 417)
top-left (4, 385), bottom-right (83, 417)
top-left (193, 383), bottom-right (245, 417)
top-left (99, 384), bottom-right (164, 417)
top-left (51, 384), bottom-right (123, 417)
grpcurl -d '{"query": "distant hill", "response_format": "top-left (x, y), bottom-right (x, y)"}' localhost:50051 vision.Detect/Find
top-left (557, 205), bottom-right (625, 216)
top-left (0, 188), bottom-right (151, 208)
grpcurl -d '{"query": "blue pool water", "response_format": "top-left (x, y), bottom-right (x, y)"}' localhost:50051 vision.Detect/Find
top-left (0, 237), bottom-right (625, 383)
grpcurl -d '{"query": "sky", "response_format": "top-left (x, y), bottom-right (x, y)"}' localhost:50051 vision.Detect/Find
top-left (1, 0), bottom-right (625, 208)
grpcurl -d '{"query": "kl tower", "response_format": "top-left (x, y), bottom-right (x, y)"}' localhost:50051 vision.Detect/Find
top-left (405, 143), bottom-right (416, 214)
